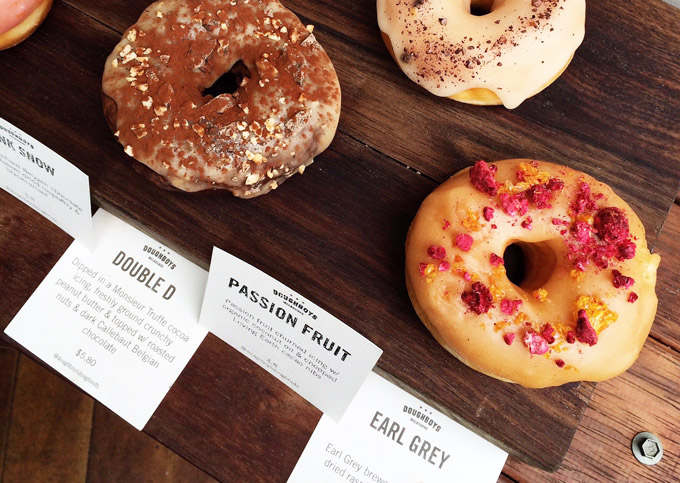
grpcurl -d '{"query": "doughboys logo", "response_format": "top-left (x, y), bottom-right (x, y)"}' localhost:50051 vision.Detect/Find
top-left (273, 288), bottom-right (318, 320)
top-left (403, 405), bottom-right (441, 432)
top-left (0, 123), bottom-right (34, 149)
top-left (143, 245), bottom-right (177, 270)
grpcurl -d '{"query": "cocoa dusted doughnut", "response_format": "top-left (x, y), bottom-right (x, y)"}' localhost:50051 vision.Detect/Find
top-left (377, 0), bottom-right (585, 108)
top-left (102, 0), bottom-right (341, 198)
top-left (405, 159), bottom-right (660, 388)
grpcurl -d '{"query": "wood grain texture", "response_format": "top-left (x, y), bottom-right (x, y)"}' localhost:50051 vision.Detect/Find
top-left (2, 355), bottom-right (94, 483)
top-left (502, 338), bottom-right (680, 481)
top-left (0, 0), bottom-right (678, 478)
top-left (87, 403), bottom-right (218, 483)
top-left (0, 348), bottom-right (18, 478)
top-left (0, 191), bottom-right (72, 318)
top-left (146, 335), bottom-right (320, 482)
top-left (653, 203), bottom-right (680, 352)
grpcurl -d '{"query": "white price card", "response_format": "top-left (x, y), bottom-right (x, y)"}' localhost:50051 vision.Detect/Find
top-left (288, 372), bottom-right (508, 483)
top-left (5, 209), bottom-right (208, 430)
top-left (199, 246), bottom-right (383, 421)
top-left (0, 117), bottom-right (93, 248)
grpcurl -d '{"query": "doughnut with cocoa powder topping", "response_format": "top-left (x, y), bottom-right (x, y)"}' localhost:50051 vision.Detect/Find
top-left (102, 0), bottom-right (341, 197)
top-left (405, 160), bottom-right (660, 388)
top-left (377, 0), bottom-right (585, 108)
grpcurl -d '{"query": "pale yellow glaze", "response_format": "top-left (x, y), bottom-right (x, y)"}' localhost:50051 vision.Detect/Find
top-left (377, 0), bottom-right (586, 108)
top-left (405, 160), bottom-right (660, 388)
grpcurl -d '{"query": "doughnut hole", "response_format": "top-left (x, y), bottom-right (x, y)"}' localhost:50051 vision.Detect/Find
top-left (470, 0), bottom-right (496, 16)
top-left (202, 59), bottom-right (250, 98)
top-left (503, 239), bottom-right (559, 293)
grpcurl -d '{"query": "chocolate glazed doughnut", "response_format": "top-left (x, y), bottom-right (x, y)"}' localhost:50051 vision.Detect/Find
top-left (102, 0), bottom-right (341, 198)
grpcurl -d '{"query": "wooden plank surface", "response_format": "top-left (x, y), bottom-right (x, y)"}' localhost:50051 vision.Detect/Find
top-left (1, 355), bottom-right (93, 483)
top-left (146, 334), bottom-right (321, 481)
top-left (0, 193), bottom-right (680, 483)
top-left (0, 193), bottom-right (679, 481)
top-left (1, 0), bottom-right (679, 477)
top-left (504, 337), bottom-right (680, 481)
top-left (87, 404), bottom-right (218, 483)
top-left (0, 347), bottom-right (18, 477)
top-left (653, 201), bottom-right (680, 352)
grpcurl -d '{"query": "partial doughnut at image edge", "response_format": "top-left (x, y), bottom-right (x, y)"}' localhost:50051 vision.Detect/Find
top-left (377, 0), bottom-right (586, 108)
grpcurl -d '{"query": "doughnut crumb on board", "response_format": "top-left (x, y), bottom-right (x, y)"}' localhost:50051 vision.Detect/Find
top-left (102, 0), bottom-right (341, 198)
top-left (405, 159), bottom-right (660, 388)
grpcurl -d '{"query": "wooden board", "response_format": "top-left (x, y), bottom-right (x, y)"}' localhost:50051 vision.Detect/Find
top-left (0, 347), bottom-right (18, 477)
top-left (2, 196), bottom-right (679, 481)
top-left (653, 202), bottom-right (680, 353)
top-left (1, 355), bottom-right (93, 482)
top-left (0, 0), bottom-right (679, 477)
top-left (504, 336), bottom-right (680, 481)
top-left (87, 403), bottom-right (218, 483)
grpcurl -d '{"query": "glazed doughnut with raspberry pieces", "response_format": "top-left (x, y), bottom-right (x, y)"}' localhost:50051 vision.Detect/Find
top-left (405, 159), bottom-right (660, 388)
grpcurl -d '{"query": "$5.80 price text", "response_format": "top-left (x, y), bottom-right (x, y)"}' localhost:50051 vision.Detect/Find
top-left (75, 349), bottom-right (97, 367)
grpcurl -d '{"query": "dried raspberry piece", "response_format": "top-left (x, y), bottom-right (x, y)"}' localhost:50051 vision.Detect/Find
top-left (500, 298), bottom-right (522, 315)
top-left (571, 182), bottom-right (598, 215)
top-left (427, 245), bottom-right (447, 259)
top-left (418, 263), bottom-right (428, 276)
top-left (469, 161), bottom-right (499, 196)
top-left (540, 324), bottom-right (556, 344)
top-left (594, 207), bottom-right (630, 244)
top-left (566, 331), bottom-right (576, 344)
top-left (526, 184), bottom-right (551, 209)
top-left (461, 282), bottom-right (494, 315)
top-left (521, 217), bottom-right (533, 230)
top-left (572, 221), bottom-right (592, 244)
top-left (463, 271), bottom-right (472, 281)
top-left (546, 178), bottom-right (565, 192)
top-left (499, 193), bottom-right (529, 216)
top-left (442, 220), bottom-right (451, 230)
top-left (523, 331), bottom-right (549, 355)
top-left (617, 240), bottom-right (636, 260)
top-left (612, 269), bottom-right (635, 289)
top-left (438, 261), bottom-right (451, 272)
top-left (552, 217), bottom-right (568, 226)
top-left (455, 234), bottom-right (474, 252)
top-left (503, 333), bottom-right (515, 345)
top-left (628, 292), bottom-right (638, 303)
top-left (489, 253), bottom-right (504, 266)
top-left (483, 206), bottom-right (495, 221)
top-left (575, 309), bottom-right (598, 346)
top-left (555, 359), bottom-right (565, 368)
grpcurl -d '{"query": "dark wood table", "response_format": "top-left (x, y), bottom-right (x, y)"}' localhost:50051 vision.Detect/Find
top-left (1, 0), bottom-right (679, 480)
